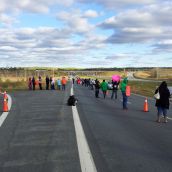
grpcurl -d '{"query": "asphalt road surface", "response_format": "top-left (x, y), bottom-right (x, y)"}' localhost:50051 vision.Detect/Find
top-left (0, 82), bottom-right (172, 172)
top-left (0, 87), bottom-right (81, 172)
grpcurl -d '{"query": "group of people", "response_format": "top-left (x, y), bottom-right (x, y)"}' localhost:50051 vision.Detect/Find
top-left (94, 78), bottom-right (128, 110)
top-left (28, 75), bottom-right (171, 123)
top-left (75, 77), bottom-right (171, 123)
top-left (75, 77), bottom-right (128, 109)
top-left (28, 76), bottom-right (67, 91)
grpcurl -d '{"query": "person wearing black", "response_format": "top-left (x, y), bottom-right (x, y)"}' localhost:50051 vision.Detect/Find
top-left (155, 81), bottom-right (170, 123)
top-left (67, 95), bottom-right (78, 106)
top-left (32, 76), bottom-right (35, 90)
top-left (45, 76), bottom-right (50, 90)
top-left (111, 80), bottom-right (119, 99)
top-left (95, 79), bottom-right (100, 98)
top-left (38, 75), bottom-right (42, 90)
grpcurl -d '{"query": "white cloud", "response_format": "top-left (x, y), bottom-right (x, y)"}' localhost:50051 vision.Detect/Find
top-left (56, 10), bottom-right (95, 33)
top-left (98, 1), bottom-right (172, 53)
top-left (0, 46), bottom-right (17, 51)
top-left (83, 10), bottom-right (99, 18)
top-left (105, 53), bottom-right (133, 60)
top-left (0, 26), bottom-right (107, 67)
top-left (0, 0), bottom-right (172, 67)
top-left (0, 0), bottom-right (75, 14)
top-left (152, 39), bottom-right (172, 53)
top-left (0, 14), bottom-right (17, 26)
top-left (78, 0), bottom-right (156, 9)
top-left (0, 0), bottom-right (157, 14)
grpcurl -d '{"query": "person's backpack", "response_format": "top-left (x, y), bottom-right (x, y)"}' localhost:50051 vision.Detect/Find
top-left (112, 81), bottom-right (119, 90)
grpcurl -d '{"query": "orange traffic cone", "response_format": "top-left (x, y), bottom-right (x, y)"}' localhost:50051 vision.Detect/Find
top-left (143, 97), bottom-right (149, 112)
top-left (3, 91), bottom-right (8, 112)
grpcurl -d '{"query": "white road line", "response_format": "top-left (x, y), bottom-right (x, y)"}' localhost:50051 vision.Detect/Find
top-left (0, 94), bottom-right (12, 127)
top-left (71, 84), bottom-right (74, 95)
top-left (71, 84), bottom-right (97, 172)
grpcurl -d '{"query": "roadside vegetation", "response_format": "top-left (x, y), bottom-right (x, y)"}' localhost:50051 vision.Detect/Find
top-left (0, 67), bottom-right (172, 97)
top-left (134, 68), bottom-right (172, 80)
top-left (129, 80), bottom-right (172, 98)
top-left (0, 78), bottom-right (27, 92)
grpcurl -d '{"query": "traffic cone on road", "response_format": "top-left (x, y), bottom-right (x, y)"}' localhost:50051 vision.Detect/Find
top-left (143, 97), bottom-right (149, 112)
top-left (3, 91), bottom-right (8, 112)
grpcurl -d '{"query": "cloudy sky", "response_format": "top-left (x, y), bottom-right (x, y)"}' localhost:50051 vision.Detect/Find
top-left (0, 0), bottom-right (172, 68)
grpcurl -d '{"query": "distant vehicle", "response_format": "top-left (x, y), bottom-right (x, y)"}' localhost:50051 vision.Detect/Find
top-left (168, 86), bottom-right (172, 102)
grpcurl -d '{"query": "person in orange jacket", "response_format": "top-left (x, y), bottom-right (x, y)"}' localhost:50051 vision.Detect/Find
top-left (61, 77), bottom-right (67, 90)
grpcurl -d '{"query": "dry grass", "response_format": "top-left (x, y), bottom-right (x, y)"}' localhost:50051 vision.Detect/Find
top-left (1, 69), bottom-right (171, 98)
top-left (80, 71), bottom-right (125, 80)
top-left (130, 80), bottom-right (172, 97)
top-left (0, 75), bottom-right (70, 92)
top-left (134, 69), bottom-right (172, 80)
top-left (100, 71), bottom-right (124, 76)
top-left (134, 71), bottom-right (152, 79)
top-left (0, 77), bottom-right (26, 82)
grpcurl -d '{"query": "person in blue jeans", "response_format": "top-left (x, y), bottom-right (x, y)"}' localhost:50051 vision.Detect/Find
top-left (155, 81), bottom-right (170, 123)
top-left (57, 79), bottom-right (61, 90)
top-left (120, 78), bottom-right (128, 110)
top-left (111, 80), bottom-right (120, 99)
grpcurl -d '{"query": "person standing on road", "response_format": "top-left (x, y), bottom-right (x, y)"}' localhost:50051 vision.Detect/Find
top-left (45, 76), bottom-right (50, 90)
top-left (32, 76), bottom-right (36, 90)
top-left (28, 77), bottom-right (32, 90)
top-left (61, 77), bottom-right (67, 91)
top-left (38, 75), bottom-right (42, 90)
top-left (120, 77), bottom-right (128, 110)
top-left (57, 78), bottom-right (61, 90)
top-left (100, 79), bottom-right (108, 99)
top-left (111, 80), bottom-right (120, 99)
top-left (51, 77), bottom-right (55, 90)
top-left (155, 81), bottom-right (170, 123)
top-left (95, 79), bottom-right (100, 98)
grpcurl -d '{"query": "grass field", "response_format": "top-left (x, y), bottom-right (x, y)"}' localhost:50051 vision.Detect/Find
top-left (130, 81), bottom-right (162, 97)
top-left (0, 68), bottom-right (172, 98)
top-left (134, 68), bottom-right (172, 80)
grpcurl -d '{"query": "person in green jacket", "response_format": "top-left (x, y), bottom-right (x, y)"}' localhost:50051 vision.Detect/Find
top-left (120, 77), bottom-right (128, 110)
top-left (100, 79), bottom-right (108, 99)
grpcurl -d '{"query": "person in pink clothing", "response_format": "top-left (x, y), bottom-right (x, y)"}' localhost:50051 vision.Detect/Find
top-left (28, 77), bottom-right (32, 90)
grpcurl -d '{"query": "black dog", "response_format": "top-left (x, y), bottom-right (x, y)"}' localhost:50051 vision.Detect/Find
top-left (67, 95), bottom-right (78, 106)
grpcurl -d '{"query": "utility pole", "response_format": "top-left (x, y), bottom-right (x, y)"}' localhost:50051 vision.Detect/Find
top-left (156, 67), bottom-right (159, 80)
top-left (53, 68), bottom-right (54, 78)
top-left (24, 68), bottom-right (27, 81)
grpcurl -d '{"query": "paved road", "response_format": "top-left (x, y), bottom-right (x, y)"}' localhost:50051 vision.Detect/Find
top-left (0, 83), bottom-right (172, 172)
top-left (74, 84), bottom-right (172, 172)
top-left (0, 86), bottom-right (81, 172)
